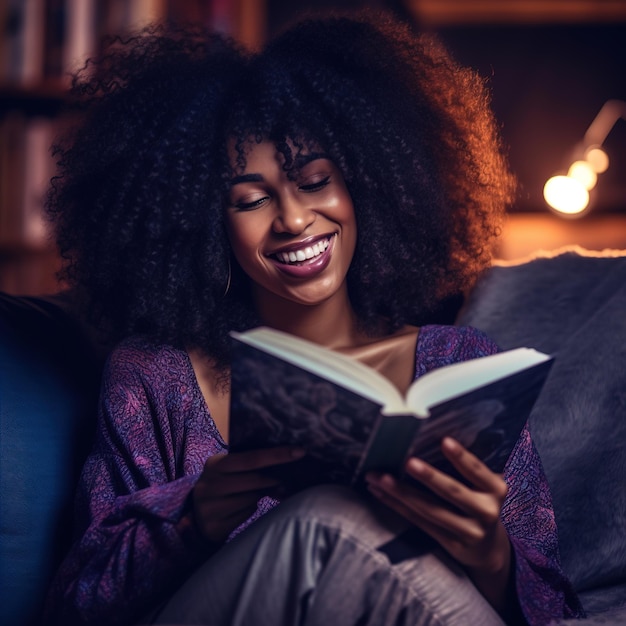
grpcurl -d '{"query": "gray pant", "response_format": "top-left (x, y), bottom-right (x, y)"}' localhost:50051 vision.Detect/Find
top-left (155, 485), bottom-right (505, 626)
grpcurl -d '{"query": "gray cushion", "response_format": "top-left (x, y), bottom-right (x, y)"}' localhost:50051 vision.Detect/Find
top-left (458, 247), bottom-right (626, 616)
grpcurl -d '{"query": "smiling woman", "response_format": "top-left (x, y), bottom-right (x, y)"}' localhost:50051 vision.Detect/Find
top-left (43, 9), bottom-right (583, 626)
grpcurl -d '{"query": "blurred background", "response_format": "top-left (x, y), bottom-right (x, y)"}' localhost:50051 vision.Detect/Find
top-left (1, 0), bottom-right (625, 294)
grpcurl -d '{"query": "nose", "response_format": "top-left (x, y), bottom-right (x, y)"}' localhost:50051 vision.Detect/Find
top-left (272, 194), bottom-right (316, 235)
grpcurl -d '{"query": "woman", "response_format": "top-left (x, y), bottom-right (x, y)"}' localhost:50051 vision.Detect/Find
top-left (45, 11), bottom-right (583, 626)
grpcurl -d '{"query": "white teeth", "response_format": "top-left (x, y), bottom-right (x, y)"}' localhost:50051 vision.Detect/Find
top-left (274, 237), bottom-right (331, 265)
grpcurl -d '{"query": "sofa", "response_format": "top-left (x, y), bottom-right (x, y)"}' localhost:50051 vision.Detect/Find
top-left (1, 246), bottom-right (625, 625)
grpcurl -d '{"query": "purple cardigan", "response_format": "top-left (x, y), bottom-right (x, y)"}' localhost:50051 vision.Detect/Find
top-left (45, 325), bottom-right (583, 625)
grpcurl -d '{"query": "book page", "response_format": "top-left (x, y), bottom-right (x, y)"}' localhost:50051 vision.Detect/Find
top-left (405, 348), bottom-right (551, 415)
top-left (231, 328), bottom-right (404, 408)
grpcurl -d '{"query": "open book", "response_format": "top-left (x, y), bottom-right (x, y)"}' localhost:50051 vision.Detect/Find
top-left (229, 327), bottom-right (553, 488)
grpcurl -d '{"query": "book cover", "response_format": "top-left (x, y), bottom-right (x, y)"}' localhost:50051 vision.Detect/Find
top-left (228, 328), bottom-right (553, 489)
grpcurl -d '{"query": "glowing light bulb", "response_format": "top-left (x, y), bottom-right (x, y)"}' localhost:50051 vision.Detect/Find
top-left (543, 175), bottom-right (589, 215)
top-left (585, 146), bottom-right (609, 173)
top-left (568, 160), bottom-right (597, 190)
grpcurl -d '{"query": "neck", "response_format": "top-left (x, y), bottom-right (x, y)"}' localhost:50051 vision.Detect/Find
top-left (254, 287), bottom-right (364, 349)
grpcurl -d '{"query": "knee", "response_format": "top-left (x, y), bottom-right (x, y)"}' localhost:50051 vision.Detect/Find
top-left (282, 484), bottom-right (360, 514)
top-left (271, 484), bottom-right (410, 542)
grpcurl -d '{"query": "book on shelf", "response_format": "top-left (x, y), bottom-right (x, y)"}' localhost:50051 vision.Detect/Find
top-left (0, 112), bottom-right (56, 247)
top-left (1, 0), bottom-right (45, 85)
top-left (0, 112), bottom-right (27, 243)
top-left (228, 326), bottom-right (554, 489)
top-left (1, 0), bottom-right (172, 87)
top-left (21, 116), bottom-right (55, 245)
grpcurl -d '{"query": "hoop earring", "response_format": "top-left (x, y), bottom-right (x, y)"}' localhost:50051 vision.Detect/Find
top-left (223, 257), bottom-right (232, 297)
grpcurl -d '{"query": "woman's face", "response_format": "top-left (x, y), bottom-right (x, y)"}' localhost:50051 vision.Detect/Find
top-left (225, 139), bottom-right (357, 309)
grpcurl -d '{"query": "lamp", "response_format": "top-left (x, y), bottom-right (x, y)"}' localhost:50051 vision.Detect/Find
top-left (543, 99), bottom-right (625, 217)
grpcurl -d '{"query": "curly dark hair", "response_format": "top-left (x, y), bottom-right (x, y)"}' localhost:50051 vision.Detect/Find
top-left (47, 11), bottom-right (515, 369)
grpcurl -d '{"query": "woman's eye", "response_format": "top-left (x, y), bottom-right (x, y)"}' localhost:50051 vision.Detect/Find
top-left (233, 196), bottom-right (268, 211)
top-left (299, 176), bottom-right (331, 192)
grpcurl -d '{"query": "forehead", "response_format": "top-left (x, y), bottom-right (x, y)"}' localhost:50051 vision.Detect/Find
top-left (227, 136), bottom-right (323, 174)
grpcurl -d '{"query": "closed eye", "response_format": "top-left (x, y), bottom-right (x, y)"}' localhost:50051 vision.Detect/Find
top-left (233, 196), bottom-right (269, 211)
top-left (299, 176), bottom-right (331, 193)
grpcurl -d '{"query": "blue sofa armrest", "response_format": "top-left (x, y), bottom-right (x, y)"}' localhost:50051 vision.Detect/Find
top-left (0, 293), bottom-right (103, 625)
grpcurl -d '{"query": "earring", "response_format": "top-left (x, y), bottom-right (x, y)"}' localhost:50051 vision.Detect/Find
top-left (223, 257), bottom-right (232, 297)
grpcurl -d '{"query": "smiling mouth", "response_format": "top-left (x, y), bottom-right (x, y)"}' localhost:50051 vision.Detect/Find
top-left (269, 235), bottom-right (334, 266)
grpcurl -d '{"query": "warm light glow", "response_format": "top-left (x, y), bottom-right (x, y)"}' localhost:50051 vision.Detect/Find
top-left (543, 175), bottom-right (590, 215)
top-left (543, 100), bottom-right (624, 217)
top-left (585, 146), bottom-right (610, 173)
top-left (568, 160), bottom-right (597, 190)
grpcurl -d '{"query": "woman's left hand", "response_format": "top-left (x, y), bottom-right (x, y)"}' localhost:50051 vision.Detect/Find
top-left (364, 436), bottom-right (512, 609)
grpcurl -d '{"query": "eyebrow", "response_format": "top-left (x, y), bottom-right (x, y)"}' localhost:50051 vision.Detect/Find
top-left (293, 152), bottom-right (330, 168)
top-left (228, 152), bottom-right (332, 187)
top-left (229, 173), bottom-right (264, 186)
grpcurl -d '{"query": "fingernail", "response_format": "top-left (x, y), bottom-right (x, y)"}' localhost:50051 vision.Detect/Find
top-left (379, 474), bottom-right (395, 488)
top-left (442, 437), bottom-right (459, 452)
top-left (366, 473), bottom-right (393, 487)
top-left (408, 458), bottom-right (425, 473)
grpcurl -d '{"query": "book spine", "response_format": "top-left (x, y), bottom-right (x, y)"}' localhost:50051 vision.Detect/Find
top-left (355, 414), bottom-right (420, 479)
top-left (21, 0), bottom-right (46, 85)
top-left (0, 114), bottom-right (56, 248)
top-left (0, 112), bottom-right (27, 245)
top-left (1, 0), bottom-right (46, 85)
top-left (128, 0), bottom-right (167, 29)
top-left (21, 117), bottom-right (55, 246)
top-left (63, 0), bottom-right (96, 76)
top-left (43, 0), bottom-right (66, 80)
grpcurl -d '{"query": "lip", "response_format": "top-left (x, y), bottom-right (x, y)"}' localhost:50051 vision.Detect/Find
top-left (267, 234), bottom-right (336, 279)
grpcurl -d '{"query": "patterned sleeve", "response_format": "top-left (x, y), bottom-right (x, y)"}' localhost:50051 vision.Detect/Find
top-left (502, 430), bottom-right (585, 624)
top-left (415, 324), bottom-right (500, 377)
top-left (44, 342), bottom-right (216, 626)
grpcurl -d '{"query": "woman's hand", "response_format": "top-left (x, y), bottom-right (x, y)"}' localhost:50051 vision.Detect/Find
top-left (365, 437), bottom-right (512, 611)
top-left (193, 446), bottom-right (305, 544)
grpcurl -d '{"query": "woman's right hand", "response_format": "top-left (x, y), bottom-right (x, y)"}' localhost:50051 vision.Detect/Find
top-left (192, 446), bottom-right (306, 544)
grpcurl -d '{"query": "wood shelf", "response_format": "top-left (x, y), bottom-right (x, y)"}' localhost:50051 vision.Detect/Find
top-left (0, 245), bottom-right (63, 295)
top-left (406, 0), bottom-right (626, 26)
top-left (0, 82), bottom-right (71, 117)
top-left (0, 240), bottom-right (56, 258)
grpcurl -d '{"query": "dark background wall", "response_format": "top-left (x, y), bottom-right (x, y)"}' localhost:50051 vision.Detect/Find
top-left (267, 0), bottom-right (626, 214)
top-left (436, 23), bottom-right (625, 213)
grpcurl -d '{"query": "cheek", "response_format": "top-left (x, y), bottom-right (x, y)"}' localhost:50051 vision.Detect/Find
top-left (321, 185), bottom-right (355, 222)
top-left (225, 218), bottom-right (269, 281)
top-left (226, 217), bottom-right (259, 258)
top-left (334, 194), bottom-right (357, 244)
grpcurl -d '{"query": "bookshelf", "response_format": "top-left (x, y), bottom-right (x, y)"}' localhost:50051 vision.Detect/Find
top-left (0, 0), bottom-right (265, 295)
